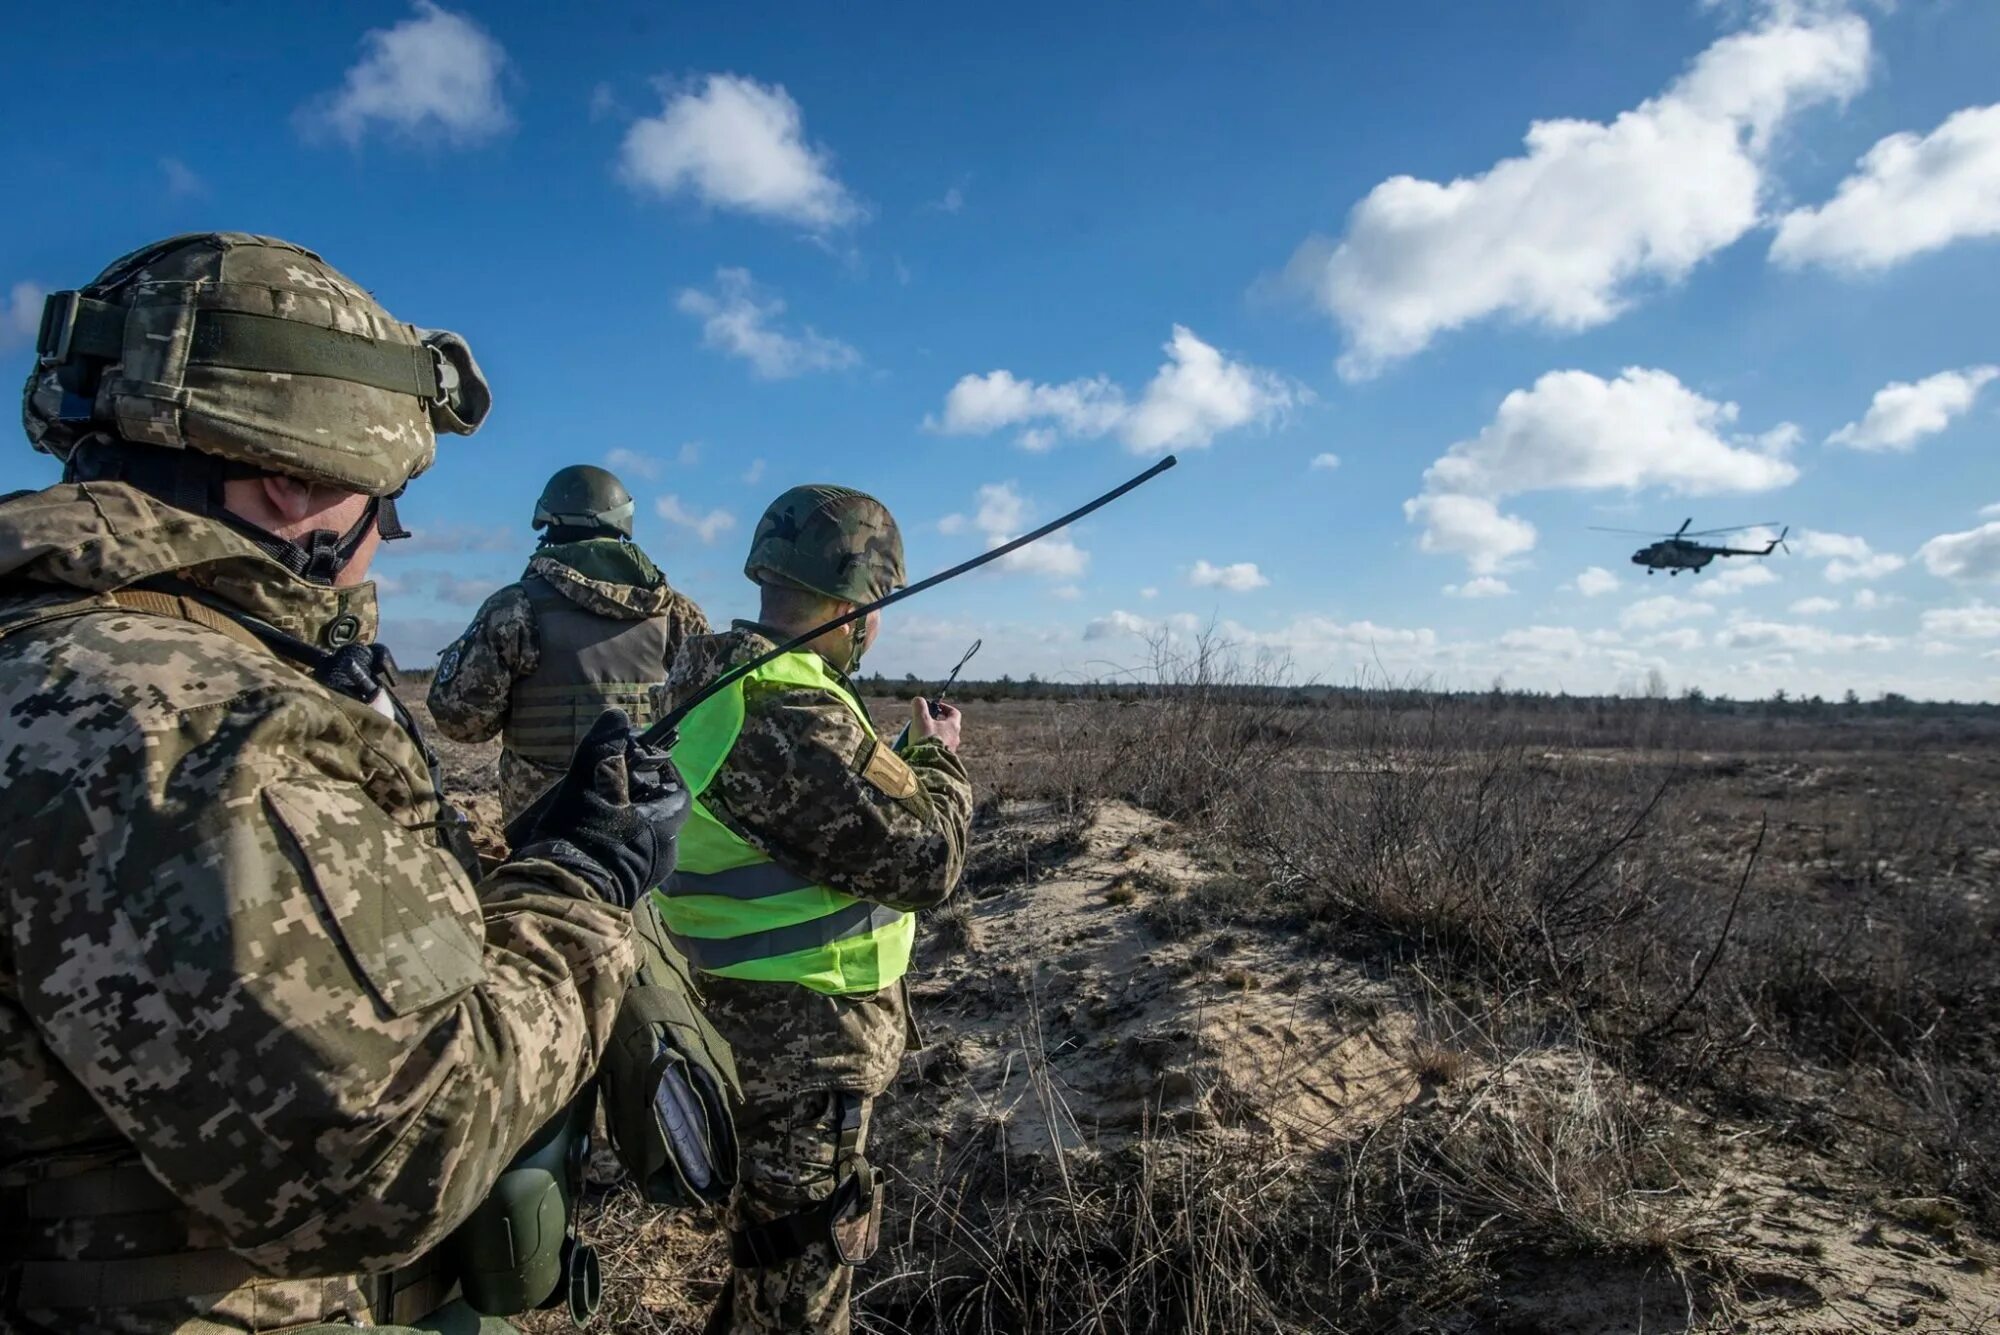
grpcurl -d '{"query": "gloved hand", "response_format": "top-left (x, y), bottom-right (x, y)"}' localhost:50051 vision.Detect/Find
top-left (512, 709), bottom-right (689, 909)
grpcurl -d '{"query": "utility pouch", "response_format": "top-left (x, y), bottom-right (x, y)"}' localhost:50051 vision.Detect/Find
top-left (449, 1092), bottom-right (600, 1325)
top-left (827, 1163), bottom-right (885, 1266)
top-left (600, 900), bottom-right (742, 1208)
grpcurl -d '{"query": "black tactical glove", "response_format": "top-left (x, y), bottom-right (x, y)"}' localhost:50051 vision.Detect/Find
top-left (511, 709), bottom-right (688, 909)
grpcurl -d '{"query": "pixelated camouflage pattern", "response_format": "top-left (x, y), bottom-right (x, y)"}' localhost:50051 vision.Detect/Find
top-left (705, 1089), bottom-right (873, 1335)
top-left (742, 486), bottom-right (906, 605)
top-left (23, 233), bottom-right (460, 497)
top-left (428, 543), bottom-right (707, 820)
top-left (0, 482), bottom-right (638, 1333)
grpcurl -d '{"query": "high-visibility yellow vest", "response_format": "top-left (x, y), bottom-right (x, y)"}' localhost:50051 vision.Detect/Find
top-left (655, 651), bottom-right (914, 996)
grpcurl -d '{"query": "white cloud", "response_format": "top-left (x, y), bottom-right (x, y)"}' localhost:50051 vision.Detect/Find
top-left (1621, 595), bottom-right (1716, 630)
top-left (940, 482), bottom-right (1089, 581)
top-left (1921, 603), bottom-right (2000, 639)
top-left (1851, 588), bottom-right (1896, 611)
top-left (1982, 502), bottom-right (2000, 519)
top-left (676, 268), bottom-right (860, 379)
top-left (1445, 575), bottom-right (1513, 598)
top-left (677, 442), bottom-right (702, 468)
top-left (1404, 493), bottom-right (1537, 576)
top-left (1693, 562), bottom-right (1778, 597)
top-left (654, 494), bottom-right (736, 545)
top-left (1189, 560), bottom-right (1270, 592)
top-left (927, 182), bottom-right (967, 214)
top-left (619, 73), bottom-right (860, 229)
top-left (1498, 625), bottom-right (1597, 660)
top-left (1718, 620), bottom-right (1895, 654)
top-left (1792, 529), bottom-right (1905, 583)
top-left (1084, 609), bottom-right (1159, 641)
top-left (1918, 520), bottom-right (2000, 583)
top-left (2, 281), bottom-right (42, 346)
top-left (160, 157), bottom-right (204, 197)
top-left (1309, 452), bottom-right (1342, 471)
top-left (1827, 366), bottom-right (1998, 451)
top-left (1139, 586), bottom-right (1159, 600)
top-left (1643, 627), bottom-right (1707, 653)
top-left (930, 326), bottom-right (1300, 455)
top-left (1050, 584), bottom-right (1083, 601)
top-left (1290, 8), bottom-right (1870, 375)
top-left (604, 447), bottom-right (661, 481)
top-left (742, 458), bottom-right (766, 486)
top-left (1574, 566), bottom-right (1621, 597)
top-left (1772, 103), bottom-right (2000, 271)
top-left (1790, 596), bottom-right (1840, 615)
top-left (1407, 367), bottom-right (1797, 573)
top-left (303, 2), bottom-right (511, 147)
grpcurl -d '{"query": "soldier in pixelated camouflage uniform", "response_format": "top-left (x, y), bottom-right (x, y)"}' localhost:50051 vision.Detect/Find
top-left (0, 234), bottom-right (690, 1334)
top-left (428, 464), bottom-right (708, 822)
top-left (653, 486), bottom-right (973, 1335)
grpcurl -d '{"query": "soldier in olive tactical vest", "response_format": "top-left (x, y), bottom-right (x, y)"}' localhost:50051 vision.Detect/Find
top-left (654, 486), bottom-right (974, 1335)
top-left (429, 464), bottom-right (708, 822)
top-left (0, 233), bottom-right (690, 1334)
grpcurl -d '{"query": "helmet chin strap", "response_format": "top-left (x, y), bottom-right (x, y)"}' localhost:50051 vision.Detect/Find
top-left (842, 616), bottom-right (870, 674)
top-left (66, 437), bottom-right (385, 587)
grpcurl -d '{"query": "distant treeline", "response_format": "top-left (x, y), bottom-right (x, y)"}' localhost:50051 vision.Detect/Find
top-left (858, 672), bottom-right (2000, 721)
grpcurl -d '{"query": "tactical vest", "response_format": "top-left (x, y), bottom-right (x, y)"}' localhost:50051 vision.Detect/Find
top-left (657, 651), bottom-right (915, 996)
top-left (502, 573), bottom-right (672, 767)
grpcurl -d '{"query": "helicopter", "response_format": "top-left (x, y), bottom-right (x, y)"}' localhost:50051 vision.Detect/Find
top-left (1591, 518), bottom-right (1790, 575)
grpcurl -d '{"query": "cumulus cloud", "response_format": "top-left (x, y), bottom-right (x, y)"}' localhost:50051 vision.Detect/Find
top-left (2, 281), bottom-right (43, 346)
top-left (302, 2), bottom-right (512, 147)
top-left (930, 326), bottom-right (1301, 455)
top-left (654, 494), bottom-right (736, 545)
top-left (742, 458), bottom-right (767, 486)
top-left (1790, 595), bottom-right (1840, 615)
top-left (1406, 367), bottom-right (1798, 573)
top-left (1772, 103), bottom-right (2000, 271)
top-left (1620, 595), bottom-right (1716, 630)
top-left (1309, 452), bottom-right (1342, 471)
top-left (1921, 603), bottom-right (2000, 639)
top-left (1827, 366), bottom-right (1998, 451)
top-left (1718, 619), bottom-right (1895, 654)
top-left (677, 268), bottom-right (860, 379)
top-left (1574, 566), bottom-right (1621, 597)
top-left (1851, 588), bottom-right (1896, 611)
top-left (619, 73), bottom-right (860, 229)
top-left (1403, 494), bottom-right (1537, 576)
top-left (1795, 529), bottom-right (1905, 583)
top-left (1917, 520), bottom-right (2000, 583)
top-left (1084, 609), bottom-right (1160, 641)
top-left (604, 447), bottom-right (662, 481)
top-left (1287, 8), bottom-right (1870, 375)
top-left (1139, 586), bottom-right (1160, 600)
top-left (1693, 562), bottom-right (1779, 597)
top-left (1445, 575), bottom-right (1513, 598)
top-left (939, 482), bottom-right (1089, 581)
top-left (1190, 560), bottom-right (1270, 592)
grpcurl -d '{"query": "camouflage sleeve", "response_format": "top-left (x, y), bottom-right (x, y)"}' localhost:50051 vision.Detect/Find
top-left (426, 582), bottom-right (537, 743)
top-left (661, 588), bottom-right (710, 673)
top-left (705, 687), bottom-right (973, 911)
top-left (11, 683), bottom-right (636, 1275)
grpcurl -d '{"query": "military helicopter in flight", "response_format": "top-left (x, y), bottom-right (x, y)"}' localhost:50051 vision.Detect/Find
top-left (1591, 519), bottom-right (1790, 575)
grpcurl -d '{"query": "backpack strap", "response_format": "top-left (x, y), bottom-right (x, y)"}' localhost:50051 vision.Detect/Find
top-left (0, 586), bottom-right (270, 659)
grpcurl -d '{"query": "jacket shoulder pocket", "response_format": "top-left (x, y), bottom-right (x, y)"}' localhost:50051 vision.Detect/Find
top-left (264, 781), bottom-right (486, 1017)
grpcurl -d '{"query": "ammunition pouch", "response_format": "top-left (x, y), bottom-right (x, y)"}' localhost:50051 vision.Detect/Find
top-left (600, 900), bottom-right (742, 1207)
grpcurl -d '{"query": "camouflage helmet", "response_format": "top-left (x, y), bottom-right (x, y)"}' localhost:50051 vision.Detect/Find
top-left (23, 232), bottom-right (490, 497)
top-left (534, 464), bottom-right (635, 538)
top-left (744, 484), bottom-right (906, 604)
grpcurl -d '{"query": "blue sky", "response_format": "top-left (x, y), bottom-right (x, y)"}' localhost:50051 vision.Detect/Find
top-left (4, 0), bottom-right (1997, 699)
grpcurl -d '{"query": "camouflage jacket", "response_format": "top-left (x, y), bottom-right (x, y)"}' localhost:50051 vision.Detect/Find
top-left (426, 540), bottom-right (707, 747)
top-left (0, 483), bottom-right (638, 1333)
top-left (661, 624), bottom-right (972, 1099)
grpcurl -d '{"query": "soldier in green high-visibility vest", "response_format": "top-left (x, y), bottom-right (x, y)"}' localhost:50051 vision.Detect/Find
top-left (655, 485), bottom-right (973, 1335)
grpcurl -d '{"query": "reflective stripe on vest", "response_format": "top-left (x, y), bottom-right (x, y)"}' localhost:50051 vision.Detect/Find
top-left (656, 650), bottom-right (914, 996)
